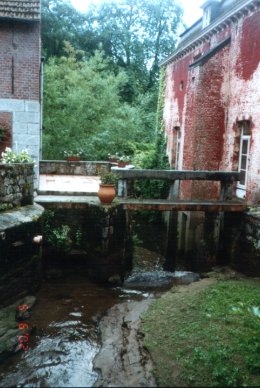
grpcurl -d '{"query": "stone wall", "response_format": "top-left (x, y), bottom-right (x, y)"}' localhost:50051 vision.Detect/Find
top-left (42, 205), bottom-right (133, 283)
top-left (40, 160), bottom-right (114, 176)
top-left (0, 204), bottom-right (44, 307)
top-left (0, 163), bottom-right (34, 208)
top-left (222, 210), bottom-right (260, 276)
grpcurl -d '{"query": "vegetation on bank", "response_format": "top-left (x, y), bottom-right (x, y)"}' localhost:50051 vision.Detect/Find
top-left (141, 277), bottom-right (260, 387)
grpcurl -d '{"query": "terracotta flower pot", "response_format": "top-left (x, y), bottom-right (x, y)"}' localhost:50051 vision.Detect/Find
top-left (98, 184), bottom-right (116, 204)
top-left (108, 158), bottom-right (119, 163)
top-left (118, 161), bottom-right (130, 167)
top-left (66, 156), bottom-right (81, 161)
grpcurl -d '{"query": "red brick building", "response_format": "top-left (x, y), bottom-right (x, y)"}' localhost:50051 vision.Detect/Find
top-left (0, 0), bottom-right (41, 177)
top-left (162, 0), bottom-right (260, 204)
top-left (161, 0), bottom-right (260, 269)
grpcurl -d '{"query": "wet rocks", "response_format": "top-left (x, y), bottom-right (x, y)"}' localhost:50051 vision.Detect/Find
top-left (123, 270), bottom-right (200, 290)
top-left (93, 298), bottom-right (156, 387)
top-left (0, 296), bottom-right (36, 363)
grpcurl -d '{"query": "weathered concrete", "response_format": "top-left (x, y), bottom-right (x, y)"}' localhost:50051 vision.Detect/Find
top-left (0, 203), bottom-right (43, 230)
top-left (93, 297), bottom-right (156, 387)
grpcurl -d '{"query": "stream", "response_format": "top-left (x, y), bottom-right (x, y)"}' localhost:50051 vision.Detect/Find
top-left (0, 247), bottom-right (166, 387)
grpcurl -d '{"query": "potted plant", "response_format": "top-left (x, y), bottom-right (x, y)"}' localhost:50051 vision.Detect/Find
top-left (98, 170), bottom-right (117, 204)
top-left (117, 154), bottom-right (131, 167)
top-left (63, 148), bottom-right (83, 161)
top-left (107, 152), bottom-right (119, 164)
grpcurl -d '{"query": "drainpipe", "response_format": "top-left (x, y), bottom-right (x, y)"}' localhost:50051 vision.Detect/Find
top-left (40, 56), bottom-right (44, 161)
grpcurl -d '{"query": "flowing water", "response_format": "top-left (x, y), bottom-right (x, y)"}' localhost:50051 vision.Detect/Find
top-left (0, 247), bottom-right (165, 387)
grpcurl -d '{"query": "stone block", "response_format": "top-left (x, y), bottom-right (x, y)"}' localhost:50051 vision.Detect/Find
top-left (25, 101), bottom-right (40, 113)
top-left (27, 124), bottom-right (39, 135)
top-left (13, 112), bottom-right (40, 124)
top-left (0, 99), bottom-right (25, 112)
top-left (12, 122), bottom-right (28, 134)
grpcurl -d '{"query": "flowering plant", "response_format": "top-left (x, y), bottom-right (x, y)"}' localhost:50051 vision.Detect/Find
top-left (107, 152), bottom-right (119, 160)
top-left (63, 148), bottom-right (83, 158)
top-left (1, 147), bottom-right (34, 163)
top-left (118, 154), bottom-right (131, 162)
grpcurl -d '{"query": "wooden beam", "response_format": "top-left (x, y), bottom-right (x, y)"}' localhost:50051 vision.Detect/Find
top-left (119, 199), bottom-right (247, 212)
top-left (112, 169), bottom-right (240, 182)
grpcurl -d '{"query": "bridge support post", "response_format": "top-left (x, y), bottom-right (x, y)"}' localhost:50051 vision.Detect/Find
top-left (117, 179), bottom-right (128, 198)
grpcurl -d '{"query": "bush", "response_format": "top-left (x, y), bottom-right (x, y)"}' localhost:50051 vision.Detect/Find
top-left (1, 147), bottom-right (34, 164)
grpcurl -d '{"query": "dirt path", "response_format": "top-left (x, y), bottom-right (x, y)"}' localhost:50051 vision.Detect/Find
top-left (93, 277), bottom-right (217, 387)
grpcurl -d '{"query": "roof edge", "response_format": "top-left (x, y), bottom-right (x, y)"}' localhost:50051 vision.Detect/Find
top-left (160, 0), bottom-right (258, 66)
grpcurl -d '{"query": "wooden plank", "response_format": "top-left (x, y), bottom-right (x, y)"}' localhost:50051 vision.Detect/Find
top-left (112, 169), bottom-right (241, 182)
top-left (119, 199), bottom-right (247, 212)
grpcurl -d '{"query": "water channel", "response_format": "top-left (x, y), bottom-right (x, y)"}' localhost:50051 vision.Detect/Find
top-left (0, 243), bottom-right (167, 387)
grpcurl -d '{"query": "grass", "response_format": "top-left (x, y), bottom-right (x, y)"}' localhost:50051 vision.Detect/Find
top-left (140, 277), bottom-right (260, 387)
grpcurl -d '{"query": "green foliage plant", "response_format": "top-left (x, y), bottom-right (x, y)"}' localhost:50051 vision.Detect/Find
top-left (1, 147), bottom-right (34, 164)
top-left (141, 278), bottom-right (260, 387)
top-left (50, 225), bottom-right (71, 253)
top-left (41, 210), bottom-right (72, 253)
top-left (99, 170), bottom-right (117, 185)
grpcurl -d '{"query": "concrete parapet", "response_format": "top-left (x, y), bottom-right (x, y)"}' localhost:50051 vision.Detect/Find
top-left (39, 160), bottom-right (113, 176)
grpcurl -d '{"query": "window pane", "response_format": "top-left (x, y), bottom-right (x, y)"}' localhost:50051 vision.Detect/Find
top-left (242, 140), bottom-right (248, 154)
top-left (243, 121), bottom-right (251, 135)
top-left (239, 170), bottom-right (246, 185)
top-left (241, 155), bottom-right (247, 169)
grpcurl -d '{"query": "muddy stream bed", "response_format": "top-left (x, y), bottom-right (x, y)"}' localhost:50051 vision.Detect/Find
top-left (0, 247), bottom-right (197, 387)
top-left (0, 242), bottom-right (199, 387)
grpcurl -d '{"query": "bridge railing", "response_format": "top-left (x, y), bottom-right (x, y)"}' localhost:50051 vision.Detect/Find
top-left (111, 168), bottom-right (241, 201)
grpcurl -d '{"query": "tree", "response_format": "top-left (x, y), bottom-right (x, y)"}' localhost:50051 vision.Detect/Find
top-left (41, 0), bottom-right (184, 162)
top-left (42, 43), bottom-right (144, 160)
top-left (41, 0), bottom-right (86, 58)
top-left (83, 0), bottom-right (183, 95)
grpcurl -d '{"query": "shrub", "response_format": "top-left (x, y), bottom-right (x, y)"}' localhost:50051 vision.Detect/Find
top-left (1, 147), bottom-right (34, 163)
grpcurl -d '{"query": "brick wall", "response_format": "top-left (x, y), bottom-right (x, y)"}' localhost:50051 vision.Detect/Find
top-left (0, 20), bottom-right (41, 186)
top-left (163, 8), bottom-right (260, 203)
top-left (0, 22), bottom-right (40, 100)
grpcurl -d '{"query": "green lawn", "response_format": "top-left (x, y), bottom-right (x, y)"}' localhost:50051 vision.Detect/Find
top-left (141, 277), bottom-right (260, 387)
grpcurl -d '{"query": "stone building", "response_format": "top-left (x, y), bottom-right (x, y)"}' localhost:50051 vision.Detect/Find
top-left (0, 0), bottom-right (41, 180)
top-left (161, 0), bottom-right (260, 269)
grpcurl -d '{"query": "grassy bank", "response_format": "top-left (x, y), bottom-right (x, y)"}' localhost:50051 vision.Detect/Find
top-left (141, 275), bottom-right (260, 387)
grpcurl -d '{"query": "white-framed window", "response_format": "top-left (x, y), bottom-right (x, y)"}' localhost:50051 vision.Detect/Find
top-left (173, 126), bottom-right (180, 169)
top-left (236, 121), bottom-right (251, 199)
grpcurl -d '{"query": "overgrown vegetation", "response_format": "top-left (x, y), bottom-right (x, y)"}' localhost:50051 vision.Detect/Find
top-left (141, 278), bottom-right (260, 387)
top-left (41, 0), bottom-right (184, 170)
top-left (41, 210), bottom-right (82, 254)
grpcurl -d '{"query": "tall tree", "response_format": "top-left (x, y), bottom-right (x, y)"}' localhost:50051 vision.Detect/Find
top-left (84, 0), bottom-right (183, 95)
top-left (42, 43), bottom-right (144, 160)
top-left (41, 0), bottom-right (86, 58)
